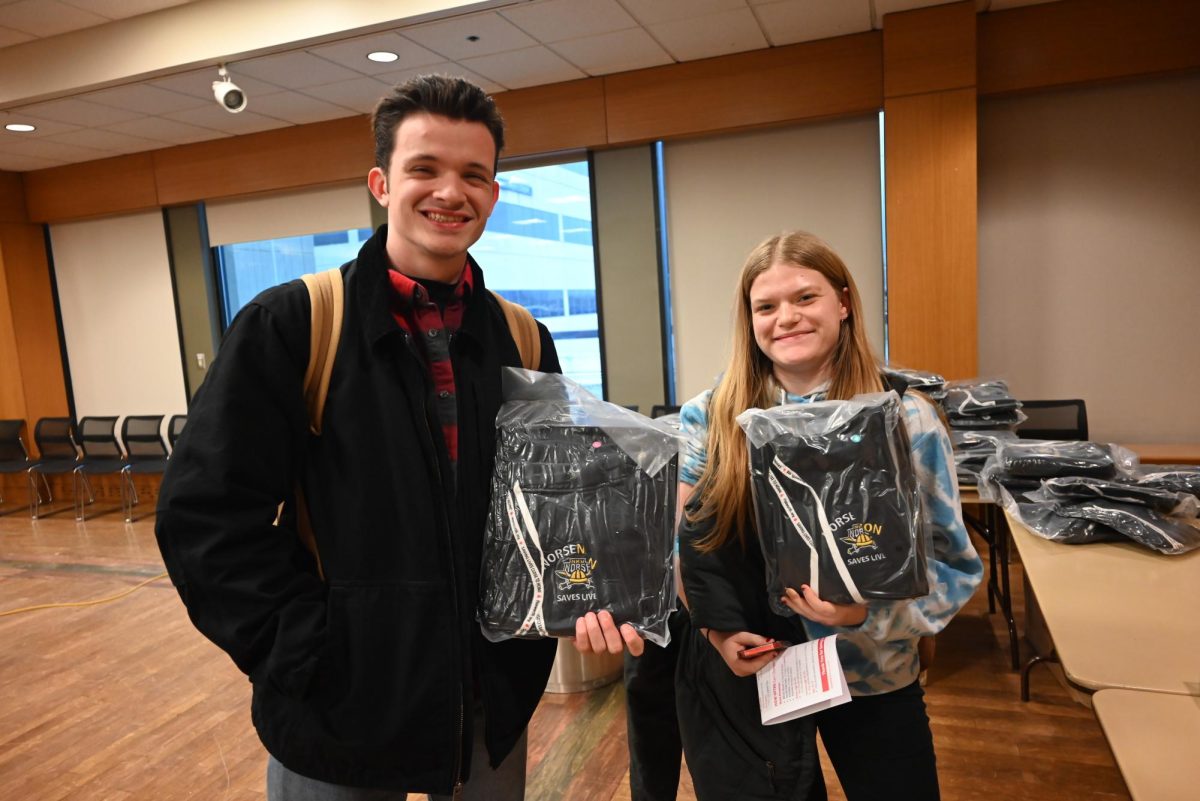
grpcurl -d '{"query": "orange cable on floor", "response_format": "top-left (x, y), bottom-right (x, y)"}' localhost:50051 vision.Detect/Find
top-left (0, 571), bottom-right (169, 617)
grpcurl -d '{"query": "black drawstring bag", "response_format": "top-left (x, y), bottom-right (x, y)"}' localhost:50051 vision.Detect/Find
top-left (478, 369), bottom-right (680, 646)
top-left (739, 392), bottom-right (929, 609)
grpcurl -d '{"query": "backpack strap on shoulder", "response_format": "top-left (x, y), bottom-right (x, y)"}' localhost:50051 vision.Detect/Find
top-left (301, 267), bottom-right (346, 435)
top-left (491, 290), bottom-right (541, 370)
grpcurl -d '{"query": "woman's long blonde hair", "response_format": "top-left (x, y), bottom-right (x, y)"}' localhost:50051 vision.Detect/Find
top-left (688, 231), bottom-right (882, 552)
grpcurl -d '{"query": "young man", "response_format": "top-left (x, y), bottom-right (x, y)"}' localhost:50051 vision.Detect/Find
top-left (156, 75), bottom-right (639, 801)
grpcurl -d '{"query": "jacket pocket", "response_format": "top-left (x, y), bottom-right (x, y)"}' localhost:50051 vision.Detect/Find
top-left (316, 580), bottom-right (458, 750)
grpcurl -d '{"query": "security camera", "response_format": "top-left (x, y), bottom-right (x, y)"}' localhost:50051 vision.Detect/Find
top-left (212, 65), bottom-right (247, 113)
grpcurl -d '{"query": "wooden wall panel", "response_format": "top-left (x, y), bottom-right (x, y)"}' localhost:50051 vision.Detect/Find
top-left (0, 232), bottom-right (26, 421)
top-left (604, 32), bottom-right (883, 145)
top-left (496, 78), bottom-right (607, 158)
top-left (0, 171), bottom-right (28, 223)
top-left (884, 88), bottom-right (978, 379)
top-left (153, 115), bottom-right (373, 206)
top-left (884, 0), bottom-right (976, 98)
top-left (0, 222), bottom-right (69, 426)
top-left (979, 0), bottom-right (1200, 97)
top-left (23, 153), bottom-right (158, 223)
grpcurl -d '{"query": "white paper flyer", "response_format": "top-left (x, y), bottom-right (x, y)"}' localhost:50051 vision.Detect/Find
top-left (756, 634), bottom-right (851, 725)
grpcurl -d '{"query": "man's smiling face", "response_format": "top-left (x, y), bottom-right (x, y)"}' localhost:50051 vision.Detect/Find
top-left (368, 111), bottom-right (499, 281)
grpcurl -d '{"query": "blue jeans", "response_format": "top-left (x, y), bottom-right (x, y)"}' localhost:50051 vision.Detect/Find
top-left (266, 712), bottom-right (527, 801)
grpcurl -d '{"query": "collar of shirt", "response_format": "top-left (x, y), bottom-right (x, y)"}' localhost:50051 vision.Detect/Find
top-left (386, 258), bottom-right (475, 324)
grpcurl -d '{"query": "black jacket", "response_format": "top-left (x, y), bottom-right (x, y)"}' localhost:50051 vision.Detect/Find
top-left (155, 227), bottom-right (560, 793)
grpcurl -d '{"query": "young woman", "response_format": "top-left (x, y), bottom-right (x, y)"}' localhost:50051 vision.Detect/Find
top-left (675, 231), bottom-right (983, 801)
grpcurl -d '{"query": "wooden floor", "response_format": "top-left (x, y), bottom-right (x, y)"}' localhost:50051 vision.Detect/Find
top-left (0, 507), bottom-right (1129, 800)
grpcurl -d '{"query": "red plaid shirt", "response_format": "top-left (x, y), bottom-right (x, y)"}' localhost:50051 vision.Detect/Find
top-left (386, 262), bottom-right (475, 463)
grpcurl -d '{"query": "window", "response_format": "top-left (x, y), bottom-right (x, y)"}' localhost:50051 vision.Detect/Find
top-left (213, 162), bottom-right (604, 396)
top-left (216, 227), bottom-right (372, 326)
top-left (476, 159), bottom-right (603, 396)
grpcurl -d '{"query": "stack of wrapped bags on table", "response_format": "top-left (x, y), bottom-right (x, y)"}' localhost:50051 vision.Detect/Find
top-left (738, 392), bottom-right (931, 608)
top-left (951, 430), bottom-right (1019, 487)
top-left (882, 366), bottom-right (947, 405)
top-left (942, 378), bottom-right (1025, 431)
top-left (478, 369), bottom-right (683, 647)
top-left (979, 440), bottom-right (1200, 555)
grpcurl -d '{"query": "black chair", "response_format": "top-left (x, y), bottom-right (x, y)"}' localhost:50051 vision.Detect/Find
top-left (74, 416), bottom-right (127, 521)
top-left (650, 404), bottom-right (681, 419)
top-left (0, 419), bottom-right (37, 516)
top-left (1015, 399), bottom-right (1088, 441)
top-left (120, 415), bottom-right (169, 522)
top-left (167, 414), bottom-right (187, 452)
top-left (29, 417), bottom-right (80, 519)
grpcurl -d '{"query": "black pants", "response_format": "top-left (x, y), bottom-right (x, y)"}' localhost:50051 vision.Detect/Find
top-left (624, 605), bottom-right (687, 801)
top-left (815, 681), bottom-right (939, 801)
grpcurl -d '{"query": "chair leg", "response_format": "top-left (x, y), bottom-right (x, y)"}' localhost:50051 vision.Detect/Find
top-left (74, 469), bottom-right (95, 522)
top-left (121, 469), bottom-right (139, 523)
top-left (1021, 651), bottom-right (1059, 702)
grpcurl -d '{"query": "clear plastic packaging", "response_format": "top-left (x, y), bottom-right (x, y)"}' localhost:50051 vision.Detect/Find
top-left (1031, 476), bottom-right (1199, 518)
top-left (1057, 499), bottom-right (1200, 555)
top-left (478, 369), bottom-right (683, 646)
top-left (881, 365), bottom-right (947, 400)
top-left (942, 378), bottom-right (1026, 430)
top-left (737, 391), bottom-right (929, 609)
top-left (1135, 465), bottom-right (1200, 498)
top-left (995, 440), bottom-right (1138, 479)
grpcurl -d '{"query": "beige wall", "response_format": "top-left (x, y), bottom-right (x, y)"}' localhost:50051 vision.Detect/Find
top-left (978, 71), bottom-right (1200, 443)
top-left (49, 211), bottom-right (188, 420)
top-left (593, 145), bottom-right (666, 412)
top-left (664, 115), bottom-right (885, 402)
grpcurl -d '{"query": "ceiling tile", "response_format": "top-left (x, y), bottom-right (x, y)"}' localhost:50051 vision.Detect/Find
top-left (548, 27), bottom-right (673, 75)
top-left (233, 51), bottom-right (365, 90)
top-left (500, 0), bottom-right (637, 43)
top-left (299, 76), bottom-right (394, 114)
top-left (987, 0), bottom-right (1061, 9)
top-left (0, 24), bottom-right (34, 46)
top-left (248, 91), bottom-right (358, 125)
top-left (306, 31), bottom-right (444, 75)
top-left (753, 0), bottom-right (872, 46)
top-left (149, 68), bottom-right (284, 100)
top-left (0, 151), bottom-right (64, 171)
top-left (616, 0), bottom-right (747, 26)
top-left (873, 0), bottom-right (957, 19)
top-left (17, 97), bottom-right (144, 126)
top-left (402, 12), bottom-right (538, 60)
top-left (649, 7), bottom-right (769, 62)
top-left (59, 0), bottom-right (193, 19)
top-left (80, 83), bottom-right (208, 114)
top-left (1, 135), bottom-right (109, 163)
top-left (163, 105), bottom-right (293, 136)
top-left (44, 127), bottom-right (165, 154)
top-left (373, 63), bottom-right (506, 96)
top-left (0, 113), bottom-right (81, 137)
top-left (0, 0), bottom-right (109, 37)
top-left (104, 116), bottom-right (229, 145)
top-left (459, 45), bottom-right (587, 90)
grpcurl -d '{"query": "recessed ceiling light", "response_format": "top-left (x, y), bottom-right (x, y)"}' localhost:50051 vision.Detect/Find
top-left (367, 51), bottom-right (399, 63)
top-left (5, 123), bottom-right (36, 133)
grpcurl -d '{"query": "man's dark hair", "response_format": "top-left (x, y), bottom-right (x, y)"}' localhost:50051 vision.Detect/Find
top-left (371, 74), bottom-right (505, 172)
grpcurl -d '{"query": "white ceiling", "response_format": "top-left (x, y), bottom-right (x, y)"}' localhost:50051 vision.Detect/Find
top-left (0, 0), bottom-right (1059, 172)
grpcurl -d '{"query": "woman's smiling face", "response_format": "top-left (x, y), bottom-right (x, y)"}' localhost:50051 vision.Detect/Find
top-left (749, 261), bottom-right (848, 391)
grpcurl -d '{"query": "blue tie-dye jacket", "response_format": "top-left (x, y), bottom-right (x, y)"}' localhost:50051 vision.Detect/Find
top-left (679, 385), bottom-right (983, 696)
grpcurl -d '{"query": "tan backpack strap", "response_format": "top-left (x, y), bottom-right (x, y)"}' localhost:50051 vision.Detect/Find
top-left (492, 291), bottom-right (541, 370)
top-left (300, 268), bottom-right (344, 435)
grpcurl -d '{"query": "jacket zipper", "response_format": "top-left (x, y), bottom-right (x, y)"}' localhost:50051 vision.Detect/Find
top-left (404, 330), bottom-right (467, 793)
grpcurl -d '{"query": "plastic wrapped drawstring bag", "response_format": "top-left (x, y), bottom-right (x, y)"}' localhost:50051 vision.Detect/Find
top-left (478, 368), bottom-right (683, 646)
top-left (737, 391), bottom-right (930, 610)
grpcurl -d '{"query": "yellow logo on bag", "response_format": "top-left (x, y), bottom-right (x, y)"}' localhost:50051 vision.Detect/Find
top-left (841, 522), bottom-right (883, 556)
top-left (553, 544), bottom-right (598, 591)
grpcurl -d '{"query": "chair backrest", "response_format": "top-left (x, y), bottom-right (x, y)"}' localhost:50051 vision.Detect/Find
top-left (34, 417), bottom-right (79, 460)
top-left (78, 416), bottom-right (124, 459)
top-left (167, 414), bottom-right (187, 450)
top-left (651, 404), bottom-right (681, 419)
top-left (121, 415), bottom-right (168, 460)
top-left (0, 419), bottom-right (29, 462)
top-left (1015, 399), bottom-right (1088, 441)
